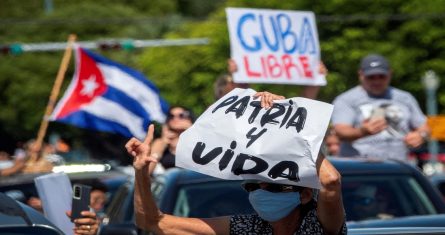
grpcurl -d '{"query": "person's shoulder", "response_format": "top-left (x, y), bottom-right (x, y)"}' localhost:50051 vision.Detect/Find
top-left (390, 87), bottom-right (417, 100)
top-left (334, 86), bottom-right (364, 103)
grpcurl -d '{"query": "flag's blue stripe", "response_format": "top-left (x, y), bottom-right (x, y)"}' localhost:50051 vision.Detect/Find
top-left (160, 97), bottom-right (169, 115)
top-left (102, 86), bottom-right (152, 128)
top-left (56, 110), bottom-right (135, 138)
top-left (82, 48), bottom-right (168, 110)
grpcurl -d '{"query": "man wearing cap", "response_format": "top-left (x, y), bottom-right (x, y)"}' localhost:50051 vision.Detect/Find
top-left (331, 54), bottom-right (430, 160)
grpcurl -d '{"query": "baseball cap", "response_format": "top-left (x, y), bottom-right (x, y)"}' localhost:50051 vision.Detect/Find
top-left (360, 54), bottom-right (390, 76)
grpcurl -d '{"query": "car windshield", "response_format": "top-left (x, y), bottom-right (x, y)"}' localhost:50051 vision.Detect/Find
top-left (343, 174), bottom-right (437, 221)
top-left (172, 181), bottom-right (254, 218)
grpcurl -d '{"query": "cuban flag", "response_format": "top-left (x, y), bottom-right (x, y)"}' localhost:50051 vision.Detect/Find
top-left (51, 45), bottom-right (169, 140)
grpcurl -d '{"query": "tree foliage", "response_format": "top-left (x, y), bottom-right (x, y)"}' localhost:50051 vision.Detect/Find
top-left (1, 0), bottom-right (444, 159)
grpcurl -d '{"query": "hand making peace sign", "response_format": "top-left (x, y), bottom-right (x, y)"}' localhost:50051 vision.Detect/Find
top-left (125, 124), bottom-right (158, 171)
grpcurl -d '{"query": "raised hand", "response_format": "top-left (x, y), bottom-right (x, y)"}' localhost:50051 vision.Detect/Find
top-left (253, 91), bottom-right (285, 109)
top-left (227, 58), bottom-right (238, 74)
top-left (125, 124), bottom-right (158, 170)
top-left (66, 210), bottom-right (100, 235)
top-left (361, 118), bottom-right (387, 136)
top-left (404, 131), bottom-right (424, 148)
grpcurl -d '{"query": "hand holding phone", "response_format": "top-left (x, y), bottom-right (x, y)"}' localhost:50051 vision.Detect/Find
top-left (71, 184), bottom-right (91, 222)
top-left (370, 107), bottom-right (385, 120)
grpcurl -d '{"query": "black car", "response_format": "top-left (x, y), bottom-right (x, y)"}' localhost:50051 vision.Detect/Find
top-left (0, 192), bottom-right (64, 235)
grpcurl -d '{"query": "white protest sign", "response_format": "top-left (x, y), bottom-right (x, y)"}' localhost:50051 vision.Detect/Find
top-left (35, 173), bottom-right (74, 235)
top-left (226, 8), bottom-right (326, 86)
top-left (176, 88), bottom-right (333, 188)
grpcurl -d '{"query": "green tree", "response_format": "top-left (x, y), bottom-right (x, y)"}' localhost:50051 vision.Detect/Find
top-left (1, 0), bottom-right (444, 159)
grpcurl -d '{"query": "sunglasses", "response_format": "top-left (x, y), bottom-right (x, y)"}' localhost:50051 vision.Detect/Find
top-left (167, 111), bottom-right (191, 121)
top-left (365, 74), bottom-right (388, 80)
top-left (242, 183), bottom-right (303, 193)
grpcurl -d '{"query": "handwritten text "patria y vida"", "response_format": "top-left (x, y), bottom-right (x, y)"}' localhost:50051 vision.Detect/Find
top-left (191, 95), bottom-right (308, 182)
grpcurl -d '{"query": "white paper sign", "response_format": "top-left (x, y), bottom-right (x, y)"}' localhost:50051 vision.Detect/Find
top-left (35, 172), bottom-right (74, 235)
top-left (176, 88), bottom-right (333, 188)
top-left (226, 8), bottom-right (326, 86)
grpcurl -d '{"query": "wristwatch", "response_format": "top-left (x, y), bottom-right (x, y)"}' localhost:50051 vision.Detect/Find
top-left (419, 130), bottom-right (430, 142)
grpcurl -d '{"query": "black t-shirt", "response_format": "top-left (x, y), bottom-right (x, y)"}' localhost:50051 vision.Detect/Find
top-left (230, 208), bottom-right (347, 235)
top-left (159, 148), bottom-right (175, 169)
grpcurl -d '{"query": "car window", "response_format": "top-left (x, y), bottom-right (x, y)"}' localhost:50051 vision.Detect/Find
top-left (105, 183), bottom-right (133, 223)
top-left (343, 175), bottom-right (437, 221)
top-left (437, 182), bottom-right (445, 199)
top-left (172, 181), bottom-right (254, 217)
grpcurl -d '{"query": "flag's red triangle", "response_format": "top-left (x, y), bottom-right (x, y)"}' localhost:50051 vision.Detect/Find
top-left (56, 48), bottom-right (108, 118)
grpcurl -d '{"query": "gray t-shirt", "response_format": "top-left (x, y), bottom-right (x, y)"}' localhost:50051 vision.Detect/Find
top-left (332, 86), bottom-right (426, 161)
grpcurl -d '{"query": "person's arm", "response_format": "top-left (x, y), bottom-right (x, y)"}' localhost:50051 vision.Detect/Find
top-left (404, 123), bottom-right (430, 148)
top-left (300, 61), bottom-right (328, 99)
top-left (404, 95), bottom-right (431, 148)
top-left (148, 125), bottom-right (178, 175)
top-left (334, 117), bottom-right (387, 142)
top-left (300, 86), bottom-right (320, 99)
top-left (316, 153), bottom-right (345, 235)
top-left (0, 158), bottom-right (26, 176)
top-left (125, 125), bottom-right (230, 235)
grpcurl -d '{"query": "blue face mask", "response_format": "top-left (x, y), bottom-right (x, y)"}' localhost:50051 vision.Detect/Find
top-left (248, 189), bottom-right (300, 222)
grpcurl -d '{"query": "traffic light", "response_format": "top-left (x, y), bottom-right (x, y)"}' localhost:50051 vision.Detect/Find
top-left (97, 40), bottom-right (135, 51)
top-left (0, 44), bottom-right (23, 55)
top-left (0, 38), bottom-right (208, 55)
top-left (97, 41), bottom-right (122, 50)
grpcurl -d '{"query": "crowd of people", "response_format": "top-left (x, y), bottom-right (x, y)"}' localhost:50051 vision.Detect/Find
top-left (0, 139), bottom-right (67, 177)
top-left (1, 53), bottom-right (435, 235)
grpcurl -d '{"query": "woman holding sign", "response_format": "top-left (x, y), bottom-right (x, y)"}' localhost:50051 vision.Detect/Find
top-left (125, 92), bottom-right (346, 235)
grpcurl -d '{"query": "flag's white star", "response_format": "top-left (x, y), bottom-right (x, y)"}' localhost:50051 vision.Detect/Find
top-left (80, 75), bottom-right (99, 97)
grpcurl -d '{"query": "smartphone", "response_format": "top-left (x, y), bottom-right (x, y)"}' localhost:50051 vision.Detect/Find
top-left (71, 184), bottom-right (91, 222)
top-left (370, 107), bottom-right (385, 120)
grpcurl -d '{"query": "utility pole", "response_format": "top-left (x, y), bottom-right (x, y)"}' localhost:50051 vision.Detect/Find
top-left (422, 70), bottom-right (440, 174)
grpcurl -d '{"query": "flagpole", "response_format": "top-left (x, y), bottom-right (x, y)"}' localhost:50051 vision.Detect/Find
top-left (33, 34), bottom-right (77, 161)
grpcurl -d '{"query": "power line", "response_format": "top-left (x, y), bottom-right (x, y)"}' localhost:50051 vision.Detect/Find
top-left (0, 16), bottom-right (202, 26)
top-left (1, 12), bottom-right (445, 26)
top-left (317, 12), bottom-right (445, 22)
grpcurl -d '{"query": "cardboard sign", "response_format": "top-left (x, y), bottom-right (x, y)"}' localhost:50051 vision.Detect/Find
top-left (176, 88), bottom-right (333, 188)
top-left (226, 8), bottom-right (325, 85)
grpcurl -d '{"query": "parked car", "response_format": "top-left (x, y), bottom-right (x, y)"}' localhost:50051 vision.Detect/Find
top-left (335, 157), bottom-right (445, 221)
top-left (0, 192), bottom-right (64, 235)
top-left (100, 157), bottom-right (445, 234)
